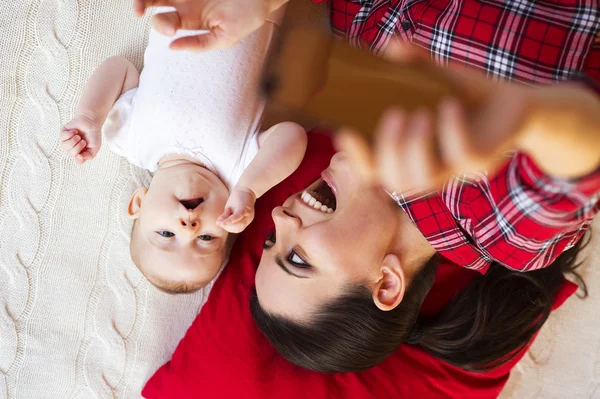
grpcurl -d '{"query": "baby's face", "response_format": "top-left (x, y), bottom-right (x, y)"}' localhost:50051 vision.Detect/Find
top-left (128, 162), bottom-right (230, 292)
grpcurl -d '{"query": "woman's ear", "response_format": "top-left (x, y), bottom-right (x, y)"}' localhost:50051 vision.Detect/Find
top-left (371, 254), bottom-right (406, 311)
top-left (127, 187), bottom-right (147, 219)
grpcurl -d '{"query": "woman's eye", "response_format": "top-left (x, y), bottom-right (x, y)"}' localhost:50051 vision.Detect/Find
top-left (157, 231), bottom-right (175, 238)
top-left (288, 251), bottom-right (309, 268)
top-left (198, 235), bottom-right (213, 241)
top-left (263, 231), bottom-right (276, 250)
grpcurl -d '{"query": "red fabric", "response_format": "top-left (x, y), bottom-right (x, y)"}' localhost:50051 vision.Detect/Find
top-left (143, 132), bottom-right (578, 399)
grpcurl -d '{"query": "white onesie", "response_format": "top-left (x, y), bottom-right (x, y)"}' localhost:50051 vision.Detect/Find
top-left (102, 10), bottom-right (280, 189)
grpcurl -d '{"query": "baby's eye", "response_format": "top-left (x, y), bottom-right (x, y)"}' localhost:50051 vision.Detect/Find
top-left (198, 235), bottom-right (214, 241)
top-left (157, 231), bottom-right (175, 238)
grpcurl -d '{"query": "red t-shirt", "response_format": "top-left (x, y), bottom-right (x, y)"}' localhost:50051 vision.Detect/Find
top-left (143, 131), bottom-right (577, 399)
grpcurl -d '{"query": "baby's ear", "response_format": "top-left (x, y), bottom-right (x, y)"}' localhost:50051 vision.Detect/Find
top-left (127, 187), bottom-right (147, 219)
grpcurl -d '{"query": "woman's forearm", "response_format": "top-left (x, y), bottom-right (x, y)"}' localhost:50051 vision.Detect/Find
top-left (519, 83), bottom-right (600, 179)
top-left (76, 56), bottom-right (140, 126)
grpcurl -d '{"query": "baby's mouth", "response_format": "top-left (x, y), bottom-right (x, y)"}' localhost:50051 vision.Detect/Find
top-left (300, 179), bottom-right (336, 214)
top-left (180, 198), bottom-right (204, 210)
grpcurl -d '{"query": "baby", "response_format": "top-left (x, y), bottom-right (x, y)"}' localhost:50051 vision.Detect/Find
top-left (59, 9), bottom-right (306, 294)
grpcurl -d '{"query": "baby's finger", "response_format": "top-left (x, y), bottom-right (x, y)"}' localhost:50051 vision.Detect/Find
top-left (59, 128), bottom-right (77, 142)
top-left (60, 134), bottom-right (82, 152)
top-left (226, 209), bottom-right (247, 224)
top-left (68, 139), bottom-right (87, 159)
top-left (217, 208), bottom-right (234, 224)
top-left (224, 222), bottom-right (246, 234)
top-left (80, 150), bottom-right (95, 161)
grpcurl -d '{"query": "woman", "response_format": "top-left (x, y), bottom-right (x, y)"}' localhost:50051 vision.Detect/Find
top-left (250, 83), bottom-right (600, 372)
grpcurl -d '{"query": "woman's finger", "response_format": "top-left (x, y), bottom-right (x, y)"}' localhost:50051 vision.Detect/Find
top-left (133, 0), bottom-right (146, 16)
top-left (401, 110), bottom-right (436, 190)
top-left (383, 40), bottom-right (427, 63)
top-left (334, 129), bottom-right (375, 183)
top-left (373, 108), bottom-right (408, 191)
top-left (152, 11), bottom-right (182, 36)
top-left (134, 0), bottom-right (176, 16)
top-left (68, 139), bottom-right (87, 159)
top-left (437, 98), bottom-right (481, 173)
top-left (170, 31), bottom-right (228, 52)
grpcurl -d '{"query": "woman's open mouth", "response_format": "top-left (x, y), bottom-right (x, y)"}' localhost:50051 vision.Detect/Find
top-left (300, 178), bottom-right (337, 214)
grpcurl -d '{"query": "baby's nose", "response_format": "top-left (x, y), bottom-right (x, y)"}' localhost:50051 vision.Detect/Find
top-left (180, 219), bottom-right (198, 228)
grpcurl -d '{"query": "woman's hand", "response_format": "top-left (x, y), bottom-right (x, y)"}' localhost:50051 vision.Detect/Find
top-left (133, 0), bottom-right (287, 52)
top-left (59, 115), bottom-right (102, 164)
top-left (337, 44), bottom-right (600, 194)
top-left (336, 99), bottom-right (506, 194)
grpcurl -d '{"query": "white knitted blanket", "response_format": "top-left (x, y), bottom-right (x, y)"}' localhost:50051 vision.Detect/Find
top-left (0, 1), bottom-right (598, 398)
top-left (0, 1), bottom-right (212, 398)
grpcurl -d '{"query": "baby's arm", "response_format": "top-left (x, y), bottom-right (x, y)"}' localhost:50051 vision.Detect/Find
top-left (217, 122), bottom-right (307, 233)
top-left (59, 56), bottom-right (139, 164)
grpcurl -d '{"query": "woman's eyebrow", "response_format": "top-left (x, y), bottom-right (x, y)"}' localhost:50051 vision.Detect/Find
top-left (275, 255), bottom-right (307, 279)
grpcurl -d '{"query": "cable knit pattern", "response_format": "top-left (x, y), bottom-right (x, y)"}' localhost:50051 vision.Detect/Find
top-left (0, 1), bottom-right (211, 398)
top-left (0, 1), bottom-right (599, 398)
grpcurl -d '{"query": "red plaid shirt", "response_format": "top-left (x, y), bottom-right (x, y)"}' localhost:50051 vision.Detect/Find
top-left (325, 0), bottom-right (600, 84)
top-left (392, 153), bottom-right (600, 272)
top-left (318, 0), bottom-right (600, 272)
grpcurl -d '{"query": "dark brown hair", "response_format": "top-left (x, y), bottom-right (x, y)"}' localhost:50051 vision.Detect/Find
top-left (250, 235), bottom-right (588, 373)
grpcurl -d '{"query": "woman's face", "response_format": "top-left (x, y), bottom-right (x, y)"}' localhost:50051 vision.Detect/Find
top-left (255, 153), bottom-right (403, 322)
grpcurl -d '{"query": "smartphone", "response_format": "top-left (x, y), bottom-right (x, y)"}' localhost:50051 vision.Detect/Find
top-left (262, 19), bottom-right (485, 138)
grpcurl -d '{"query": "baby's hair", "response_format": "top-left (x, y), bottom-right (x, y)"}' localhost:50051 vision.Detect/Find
top-left (130, 220), bottom-right (204, 295)
top-left (151, 279), bottom-right (203, 295)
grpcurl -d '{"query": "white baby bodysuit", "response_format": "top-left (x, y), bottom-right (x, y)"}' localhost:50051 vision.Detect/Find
top-left (102, 10), bottom-right (280, 189)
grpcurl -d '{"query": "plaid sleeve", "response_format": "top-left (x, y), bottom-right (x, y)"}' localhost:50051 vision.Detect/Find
top-left (444, 152), bottom-right (600, 271)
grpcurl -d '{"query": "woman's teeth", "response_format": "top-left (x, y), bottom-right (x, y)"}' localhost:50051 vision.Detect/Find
top-left (302, 191), bottom-right (334, 213)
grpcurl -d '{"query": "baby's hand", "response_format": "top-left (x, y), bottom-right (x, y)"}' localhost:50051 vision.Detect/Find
top-left (217, 187), bottom-right (256, 234)
top-left (59, 115), bottom-right (102, 164)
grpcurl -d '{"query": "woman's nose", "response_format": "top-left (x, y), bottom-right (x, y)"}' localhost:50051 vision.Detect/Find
top-left (272, 206), bottom-right (302, 229)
